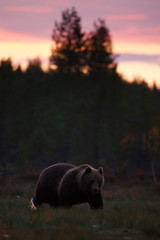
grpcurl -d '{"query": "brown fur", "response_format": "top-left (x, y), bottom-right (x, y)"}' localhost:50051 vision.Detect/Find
top-left (30, 163), bottom-right (104, 210)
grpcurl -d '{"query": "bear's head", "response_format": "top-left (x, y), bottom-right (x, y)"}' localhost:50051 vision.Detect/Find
top-left (78, 165), bottom-right (104, 195)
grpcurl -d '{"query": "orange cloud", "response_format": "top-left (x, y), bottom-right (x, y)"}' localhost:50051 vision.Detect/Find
top-left (117, 61), bottom-right (160, 89)
top-left (0, 41), bottom-right (51, 58)
top-left (113, 41), bottom-right (160, 55)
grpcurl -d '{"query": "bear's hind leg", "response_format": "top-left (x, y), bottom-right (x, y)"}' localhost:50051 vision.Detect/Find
top-left (30, 198), bottom-right (37, 210)
top-left (30, 195), bottom-right (43, 210)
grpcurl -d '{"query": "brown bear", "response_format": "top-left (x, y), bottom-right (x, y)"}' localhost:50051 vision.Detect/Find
top-left (30, 163), bottom-right (104, 210)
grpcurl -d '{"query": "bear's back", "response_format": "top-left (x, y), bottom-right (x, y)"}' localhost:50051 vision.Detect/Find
top-left (41, 163), bottom-right (76, 186)
top-left (35, 163), bottom-right (76, 206)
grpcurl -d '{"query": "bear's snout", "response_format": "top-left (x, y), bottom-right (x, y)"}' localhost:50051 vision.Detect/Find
top-left (92, 188), bottom-right (98, 194)
top-left (91, 182), bottom-right (99, 194)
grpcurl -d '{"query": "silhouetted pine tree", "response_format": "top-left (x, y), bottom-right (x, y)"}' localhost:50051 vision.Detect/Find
top-left (85, 19), bottom-right (116, 76)
top-left (50, 7), bottom-right (85, 74)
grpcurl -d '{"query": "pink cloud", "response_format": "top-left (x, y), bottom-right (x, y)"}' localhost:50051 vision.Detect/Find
top-left (111, 24), bottom-right (160, 45)
top-left (4, 6), bottom-right (55, 14)
top-left (107, 14), bottom-right (147, 21)
top-left (0, 28), bottom-right (48, 42)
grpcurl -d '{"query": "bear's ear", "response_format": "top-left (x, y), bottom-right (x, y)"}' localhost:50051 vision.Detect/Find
top-left (98, 167), bottom-right (103, 175)
top-left (84, 167), bottom-right (92, 174)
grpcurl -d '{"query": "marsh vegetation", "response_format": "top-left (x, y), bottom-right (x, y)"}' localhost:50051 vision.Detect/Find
top-left (0, 174), bottom-right (160, 240)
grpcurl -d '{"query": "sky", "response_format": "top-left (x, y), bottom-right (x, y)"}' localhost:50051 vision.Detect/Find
top-left (0, 0), bottom-right (160, 88)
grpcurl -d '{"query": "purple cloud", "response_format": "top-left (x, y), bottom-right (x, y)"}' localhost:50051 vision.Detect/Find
top-left (4, 6), bottom-right (56, 14)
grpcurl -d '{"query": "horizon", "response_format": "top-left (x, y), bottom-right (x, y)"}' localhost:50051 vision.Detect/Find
top-left (0, 0), bottom-right (160, 88)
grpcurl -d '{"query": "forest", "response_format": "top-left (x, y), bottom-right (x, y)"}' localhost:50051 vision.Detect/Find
top-left (0, 7), bottom-right (160, 183)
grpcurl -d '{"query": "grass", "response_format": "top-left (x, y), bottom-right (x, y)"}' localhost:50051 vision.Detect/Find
top-left (0, 176), bottom-right (160, 240)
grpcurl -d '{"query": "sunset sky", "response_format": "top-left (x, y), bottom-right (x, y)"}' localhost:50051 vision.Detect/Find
top-left (0, 0), bottom-right (160, 88)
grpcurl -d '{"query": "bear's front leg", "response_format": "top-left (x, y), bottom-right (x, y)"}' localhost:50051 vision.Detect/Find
top-left (88, 191), bottom-right (103, 210)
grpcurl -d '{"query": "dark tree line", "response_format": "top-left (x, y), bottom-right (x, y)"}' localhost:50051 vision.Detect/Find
top-left (0, 8), bottom-right (160, 183)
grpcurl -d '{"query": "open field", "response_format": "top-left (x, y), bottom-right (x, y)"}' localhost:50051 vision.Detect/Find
top-left (0, 174), bottom-right (160, 240)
